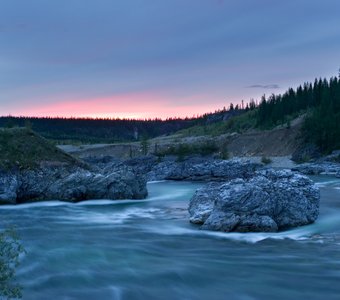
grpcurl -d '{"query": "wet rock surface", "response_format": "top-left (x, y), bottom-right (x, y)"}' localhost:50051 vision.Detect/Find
top-left (0, 165), bottom-right (147, 204)
top-left (189, 169), bottom-right (320, 232)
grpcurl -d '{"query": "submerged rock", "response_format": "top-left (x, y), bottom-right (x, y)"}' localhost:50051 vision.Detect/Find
top-left (189, 169), bottom-right (320, 232)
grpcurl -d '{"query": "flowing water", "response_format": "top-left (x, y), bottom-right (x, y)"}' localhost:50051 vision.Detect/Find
top-left (1, 177), bottom-right (340, 300)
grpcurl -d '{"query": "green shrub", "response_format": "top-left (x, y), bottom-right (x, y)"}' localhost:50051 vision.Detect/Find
top-left (0, 229), bottom-right (25, 299)
top-left (220, 148), bottom-right (229, 160)
top-left (261, 156), bottom-right (272, 164)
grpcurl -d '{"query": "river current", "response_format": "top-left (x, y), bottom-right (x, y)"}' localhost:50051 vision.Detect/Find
top-left (1, 176), bottom-right (340, 300)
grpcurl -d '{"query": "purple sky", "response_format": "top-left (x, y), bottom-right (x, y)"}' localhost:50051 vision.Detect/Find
top-left (1, 0), bottom-right (340, 118)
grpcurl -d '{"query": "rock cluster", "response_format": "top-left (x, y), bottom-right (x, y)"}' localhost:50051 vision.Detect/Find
top-left (189, 169), bottom-right (320, 232)
top-left (164, 158), bottom-right (260, 181)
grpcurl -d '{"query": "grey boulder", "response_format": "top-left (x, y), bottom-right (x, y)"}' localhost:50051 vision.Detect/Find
top-left (189, 169), bottom-right (320, 232)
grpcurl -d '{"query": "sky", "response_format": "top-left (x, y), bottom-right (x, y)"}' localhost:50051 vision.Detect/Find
top-left (1, 0), bottom-right (340, 119)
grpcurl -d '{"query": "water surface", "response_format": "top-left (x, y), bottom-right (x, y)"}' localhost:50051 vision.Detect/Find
top-left (1, 177), bottom-right (340, 300)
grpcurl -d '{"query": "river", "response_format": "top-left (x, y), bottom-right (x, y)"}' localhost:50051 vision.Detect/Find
top-left (1, 176), bottom-right (340, 300)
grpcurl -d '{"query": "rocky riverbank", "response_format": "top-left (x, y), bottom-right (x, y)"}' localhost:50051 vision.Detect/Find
top-left (0, 164), bottom-right (147, 205)
top-left (292, 162), bottom-right (340, 177)
top-left (0, 128), bottom-right (147, 205)
top-left (86, 155), bottom-right (262, 182)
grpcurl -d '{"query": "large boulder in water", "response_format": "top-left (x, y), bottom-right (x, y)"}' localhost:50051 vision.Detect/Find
top-left (189, 169), bottom-right (320, 232)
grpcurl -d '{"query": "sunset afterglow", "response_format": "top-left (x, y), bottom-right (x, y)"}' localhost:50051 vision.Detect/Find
top-left (1, 0), bottom-right (340, 118)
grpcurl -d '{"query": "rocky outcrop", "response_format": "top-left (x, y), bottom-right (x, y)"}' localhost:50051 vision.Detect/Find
top-left (189, 169), bottom-right (320, 232)
top-left (0, 128), bottom-right (147, 204)
top-left (291, 149), bottom-right (340, 176)
top-left (124, 155), bottom-right (160, 179)
top-left (101, 155), bottom-right (262, 182)
top-left (164, 158), bottom-right (260, 181)
top-left (0, 165), bottom-right (147, 204)
top-left (292, 162), bottom-right (340, 176)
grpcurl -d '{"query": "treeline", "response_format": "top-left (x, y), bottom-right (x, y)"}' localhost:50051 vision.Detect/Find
top-left (0, 116), bottom-right (199, 143)
top-left (255, 74), bottom-right (340, 152)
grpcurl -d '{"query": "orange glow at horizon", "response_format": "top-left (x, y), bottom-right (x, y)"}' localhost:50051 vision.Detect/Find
top-left (9, 92), bottom-right (229, 120)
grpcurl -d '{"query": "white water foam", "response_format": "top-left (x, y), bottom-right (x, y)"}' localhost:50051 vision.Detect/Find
top-left (0, 201), bottom-right (71, 210)
top-left (144, 213), bottom-right (340, 244)
top-left (144, 224), bottom-right (313, 243)
top-left (147, 180), bottom-right (167, 184)
top-left (315, 179), bottom-right (340, 187)
top-left (0, 188), bottom-right (188, 210)
top-left (58, 207), bottom-right (162, 224)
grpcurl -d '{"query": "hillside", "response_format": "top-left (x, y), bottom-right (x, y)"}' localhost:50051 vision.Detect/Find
top-left (176, 75), bottom-right (340, 156)
top-left (225, 124), bottom-right (302, 157)
top-left (60, 117), bottom-right (303, 162)
top-left (0, 128), bottom-right (80, 170)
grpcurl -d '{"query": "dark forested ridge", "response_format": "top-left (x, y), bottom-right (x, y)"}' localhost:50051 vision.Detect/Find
top-left (0, 105), bottom-right (247, 143)
top-left (256, 73), bottom-right (340, 152)
top-left (0, 117), bottom-right (200, 143)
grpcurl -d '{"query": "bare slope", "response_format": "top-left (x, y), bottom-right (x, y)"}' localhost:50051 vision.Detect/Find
top-left (225, 125), bottom-right (301, 157)
top-left (60, 119), bottom-right (303, 161)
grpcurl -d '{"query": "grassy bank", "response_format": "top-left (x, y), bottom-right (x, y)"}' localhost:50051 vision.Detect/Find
top-left (0, 128), bottom-right (79, 170)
